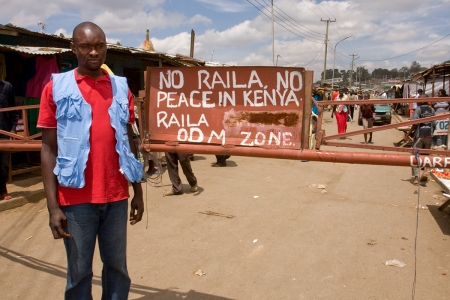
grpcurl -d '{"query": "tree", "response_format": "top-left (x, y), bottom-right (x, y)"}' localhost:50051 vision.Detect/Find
top-left (409, 61), bottom-right (426, 74)
top-left (390, 68), bottom-right (399, 79)
top-left (399, 66), bottom-right (409, 80)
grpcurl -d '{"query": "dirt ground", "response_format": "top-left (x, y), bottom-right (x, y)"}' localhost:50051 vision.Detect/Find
top-left (1, 111), bottom-right (450, 299)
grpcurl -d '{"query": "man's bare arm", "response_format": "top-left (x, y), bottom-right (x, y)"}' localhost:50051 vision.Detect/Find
top-left (127, 124), bottom-right (144, 225)
top-left (41, 128), bottom-right (70, 238)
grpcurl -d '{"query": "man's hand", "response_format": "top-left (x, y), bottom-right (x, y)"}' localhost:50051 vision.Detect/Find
top-left (48, 208), bottom-right (71, 239)
top-left (129, 191), bottom-right (144, 225)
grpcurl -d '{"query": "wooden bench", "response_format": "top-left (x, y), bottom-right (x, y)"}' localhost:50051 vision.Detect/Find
top-left (396, 126), bottom-right (414, 147)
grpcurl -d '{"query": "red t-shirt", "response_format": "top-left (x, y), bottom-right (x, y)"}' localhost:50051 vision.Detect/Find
top-left (37, 69), bottom-right (135, 206)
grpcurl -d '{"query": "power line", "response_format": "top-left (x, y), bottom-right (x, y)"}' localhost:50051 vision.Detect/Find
top-left (250, 0), bottom-right (324, 41)
top-left (276, 54), bottom-right (291, 66)
top-left (298, 0), bottom-right (358, 59)
top-left (359, 33), bottom-right (450, 61)
top-left (312, 1), bottom-right (356, 54)
top-left (260, 0), bottom-right (324, 36)
top-left (304, 44), bottom-right (325, 67)
top-left (328, 30), bottom-right (355, 55)
top-left (246, 0), bottom-right (324, 43)
top-left (299, 0), bottom-right (324, 19)
top-left (335, 57), bottom-right (351, 69)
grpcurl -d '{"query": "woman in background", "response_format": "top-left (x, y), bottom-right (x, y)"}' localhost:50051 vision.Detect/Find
top-left (332, 91), bottom-right (348, 138)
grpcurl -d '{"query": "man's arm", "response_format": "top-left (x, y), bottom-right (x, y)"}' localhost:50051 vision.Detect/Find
top-left (127, 123), bottom-right (144, 225)
top-left (41, 128), bottom-right (70, 239)
top-left (411, 107), bottom-right (421, 120)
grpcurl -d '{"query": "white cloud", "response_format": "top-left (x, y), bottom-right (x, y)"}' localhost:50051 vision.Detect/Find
top-left (372, 29), bottom-right (418, 42)
top-left (106, 37), bottom-right (121, 45)
top-left (54, 28), bottom-right (71, 38)
top-left (195, 0), bottom-right (251, 13)
top-left (1, 0), bottom-right (449, 82)
top-left (152, 32), bottom-right (192, 56)
top-left (188, 14), bottom-right (212, 26)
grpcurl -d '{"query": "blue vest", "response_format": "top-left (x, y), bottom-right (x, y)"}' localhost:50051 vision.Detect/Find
top-left (52, 70), bottom-right (143, 188)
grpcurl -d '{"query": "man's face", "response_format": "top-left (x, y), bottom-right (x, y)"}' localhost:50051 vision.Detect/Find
top-left (71, 27), bottom-right (107, 73)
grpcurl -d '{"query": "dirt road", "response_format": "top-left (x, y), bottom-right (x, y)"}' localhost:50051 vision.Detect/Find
top-left (1, 112), bottom-right (450, 299)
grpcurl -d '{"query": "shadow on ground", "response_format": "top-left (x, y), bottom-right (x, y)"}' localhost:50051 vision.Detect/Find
top-left (0, 246), bottom-right (234, 300)
top-left (427, 205), bottom-right (450, 235)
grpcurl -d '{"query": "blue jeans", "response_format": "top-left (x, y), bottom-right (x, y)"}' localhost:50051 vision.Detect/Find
top-left (61, 200), bottom-right (130, 300)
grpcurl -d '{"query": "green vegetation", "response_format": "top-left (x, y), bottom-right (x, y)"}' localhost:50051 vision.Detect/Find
top-left (317, 61), bottom-right (429, 86)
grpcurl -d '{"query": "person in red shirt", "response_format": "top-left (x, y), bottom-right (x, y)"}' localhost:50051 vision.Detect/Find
top-left (38, 22), bottom-right (143, 299)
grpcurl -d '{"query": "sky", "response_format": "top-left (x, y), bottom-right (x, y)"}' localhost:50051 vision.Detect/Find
top-left (1, 0), bottom-right (450, 81)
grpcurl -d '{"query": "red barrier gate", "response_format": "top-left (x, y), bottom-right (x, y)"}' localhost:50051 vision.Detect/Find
top-left (2, 66), bottom-right (450, 169)
top-left (141, 66), bottom-right (450, 169)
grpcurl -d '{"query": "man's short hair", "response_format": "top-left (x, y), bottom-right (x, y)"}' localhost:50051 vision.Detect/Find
top-left (418, 89), bottom-right (423, 93)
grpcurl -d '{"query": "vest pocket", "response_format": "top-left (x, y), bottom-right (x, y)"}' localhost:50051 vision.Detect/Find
top-left (54, 156), bottom-right (80, 188)
top-left (117, 99), bottom-right (130, 124)
top-left (55, 96), bottom-right (83, 120)
top-left (121, 144), bottom-right (143, 182)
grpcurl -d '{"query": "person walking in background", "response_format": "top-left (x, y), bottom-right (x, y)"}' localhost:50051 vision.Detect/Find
top-left (164, 152), bottom-right (198, 195)
top-left (416, 88), bottom-right (428, 99)
top-left (38, 22), bottom-right (144, 299)
top-left (432, 88), bottom-right (449, 149)
top-left (332, 91), bottom-right (348, 138)
top-left (349, 91), bottom-right (357, 121)
top-left (359, 94), bottom-right (375, 144)
top-left (410, 101), bottom-right (435, 185)
top-left (0, 80), bottom-right (19, 200)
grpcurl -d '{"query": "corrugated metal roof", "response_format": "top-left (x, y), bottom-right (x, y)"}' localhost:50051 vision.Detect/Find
top-left (0, 24), bottom-right (70, 41)
top-left (0, 44), bottom-right (72, 55)
top-left (0, 23), bottom-right (207, 66)
top-left (411, 62), bottom-right (450, 81)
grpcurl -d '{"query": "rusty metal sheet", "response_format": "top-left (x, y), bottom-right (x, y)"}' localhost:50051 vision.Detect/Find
top-left (147, 66), bottom-right (305, 149)
top-left (0, 44), bottom-right (72, 55)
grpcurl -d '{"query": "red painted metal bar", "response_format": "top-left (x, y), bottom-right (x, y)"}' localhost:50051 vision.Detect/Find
top-left (0, 141), bottom-right (42, 151)
top-left (323, 113), bottom-right (450, 141)
top-left (317, 96), bottom-right (450, 106)
top-left (323, 141), bottom-right (449, 155)
top-left (142, 142), bottom-right (450, 168)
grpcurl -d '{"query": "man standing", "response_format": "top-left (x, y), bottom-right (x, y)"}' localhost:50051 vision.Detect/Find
top-left (38, 22), bottom-right (144, 299)
top-left (410, 102), bottom-right (435, 185)
top-left (0, 80), bottom-right (19, 200)
top-left (164, 152), bottom-right (198, 196)
top-left (349, 91), bottom-right (357, 121)
top-left (359, 95), bottom-right (375, 144)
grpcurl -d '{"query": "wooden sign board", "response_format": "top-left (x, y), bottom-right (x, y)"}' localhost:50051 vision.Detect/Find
top-left (146, 66), bottom-right (308, 149)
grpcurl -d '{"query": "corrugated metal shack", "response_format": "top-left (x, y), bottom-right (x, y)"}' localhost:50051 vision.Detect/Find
top-left (0, 23), bottom-right (205, 181)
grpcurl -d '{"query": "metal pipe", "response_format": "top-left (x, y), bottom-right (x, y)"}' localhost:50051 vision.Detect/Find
top-left (142, 143), bottom-right (447, 168)
top-left (318, 96), bottom-right (450, 106)
top-left (0, 142), bottom-right (42, 151)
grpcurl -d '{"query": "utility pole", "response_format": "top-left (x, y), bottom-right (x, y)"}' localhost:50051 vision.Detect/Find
top-left (349, 54), bottom-right (359, 88)
top-left (321, 18), bottom-right (335, 86)
top-left (358, 67), bottom-right (362, 91)
top-left (189, 29), bottom-right (195, 58)
top-left (271, 0), bottom-right (275, 66)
